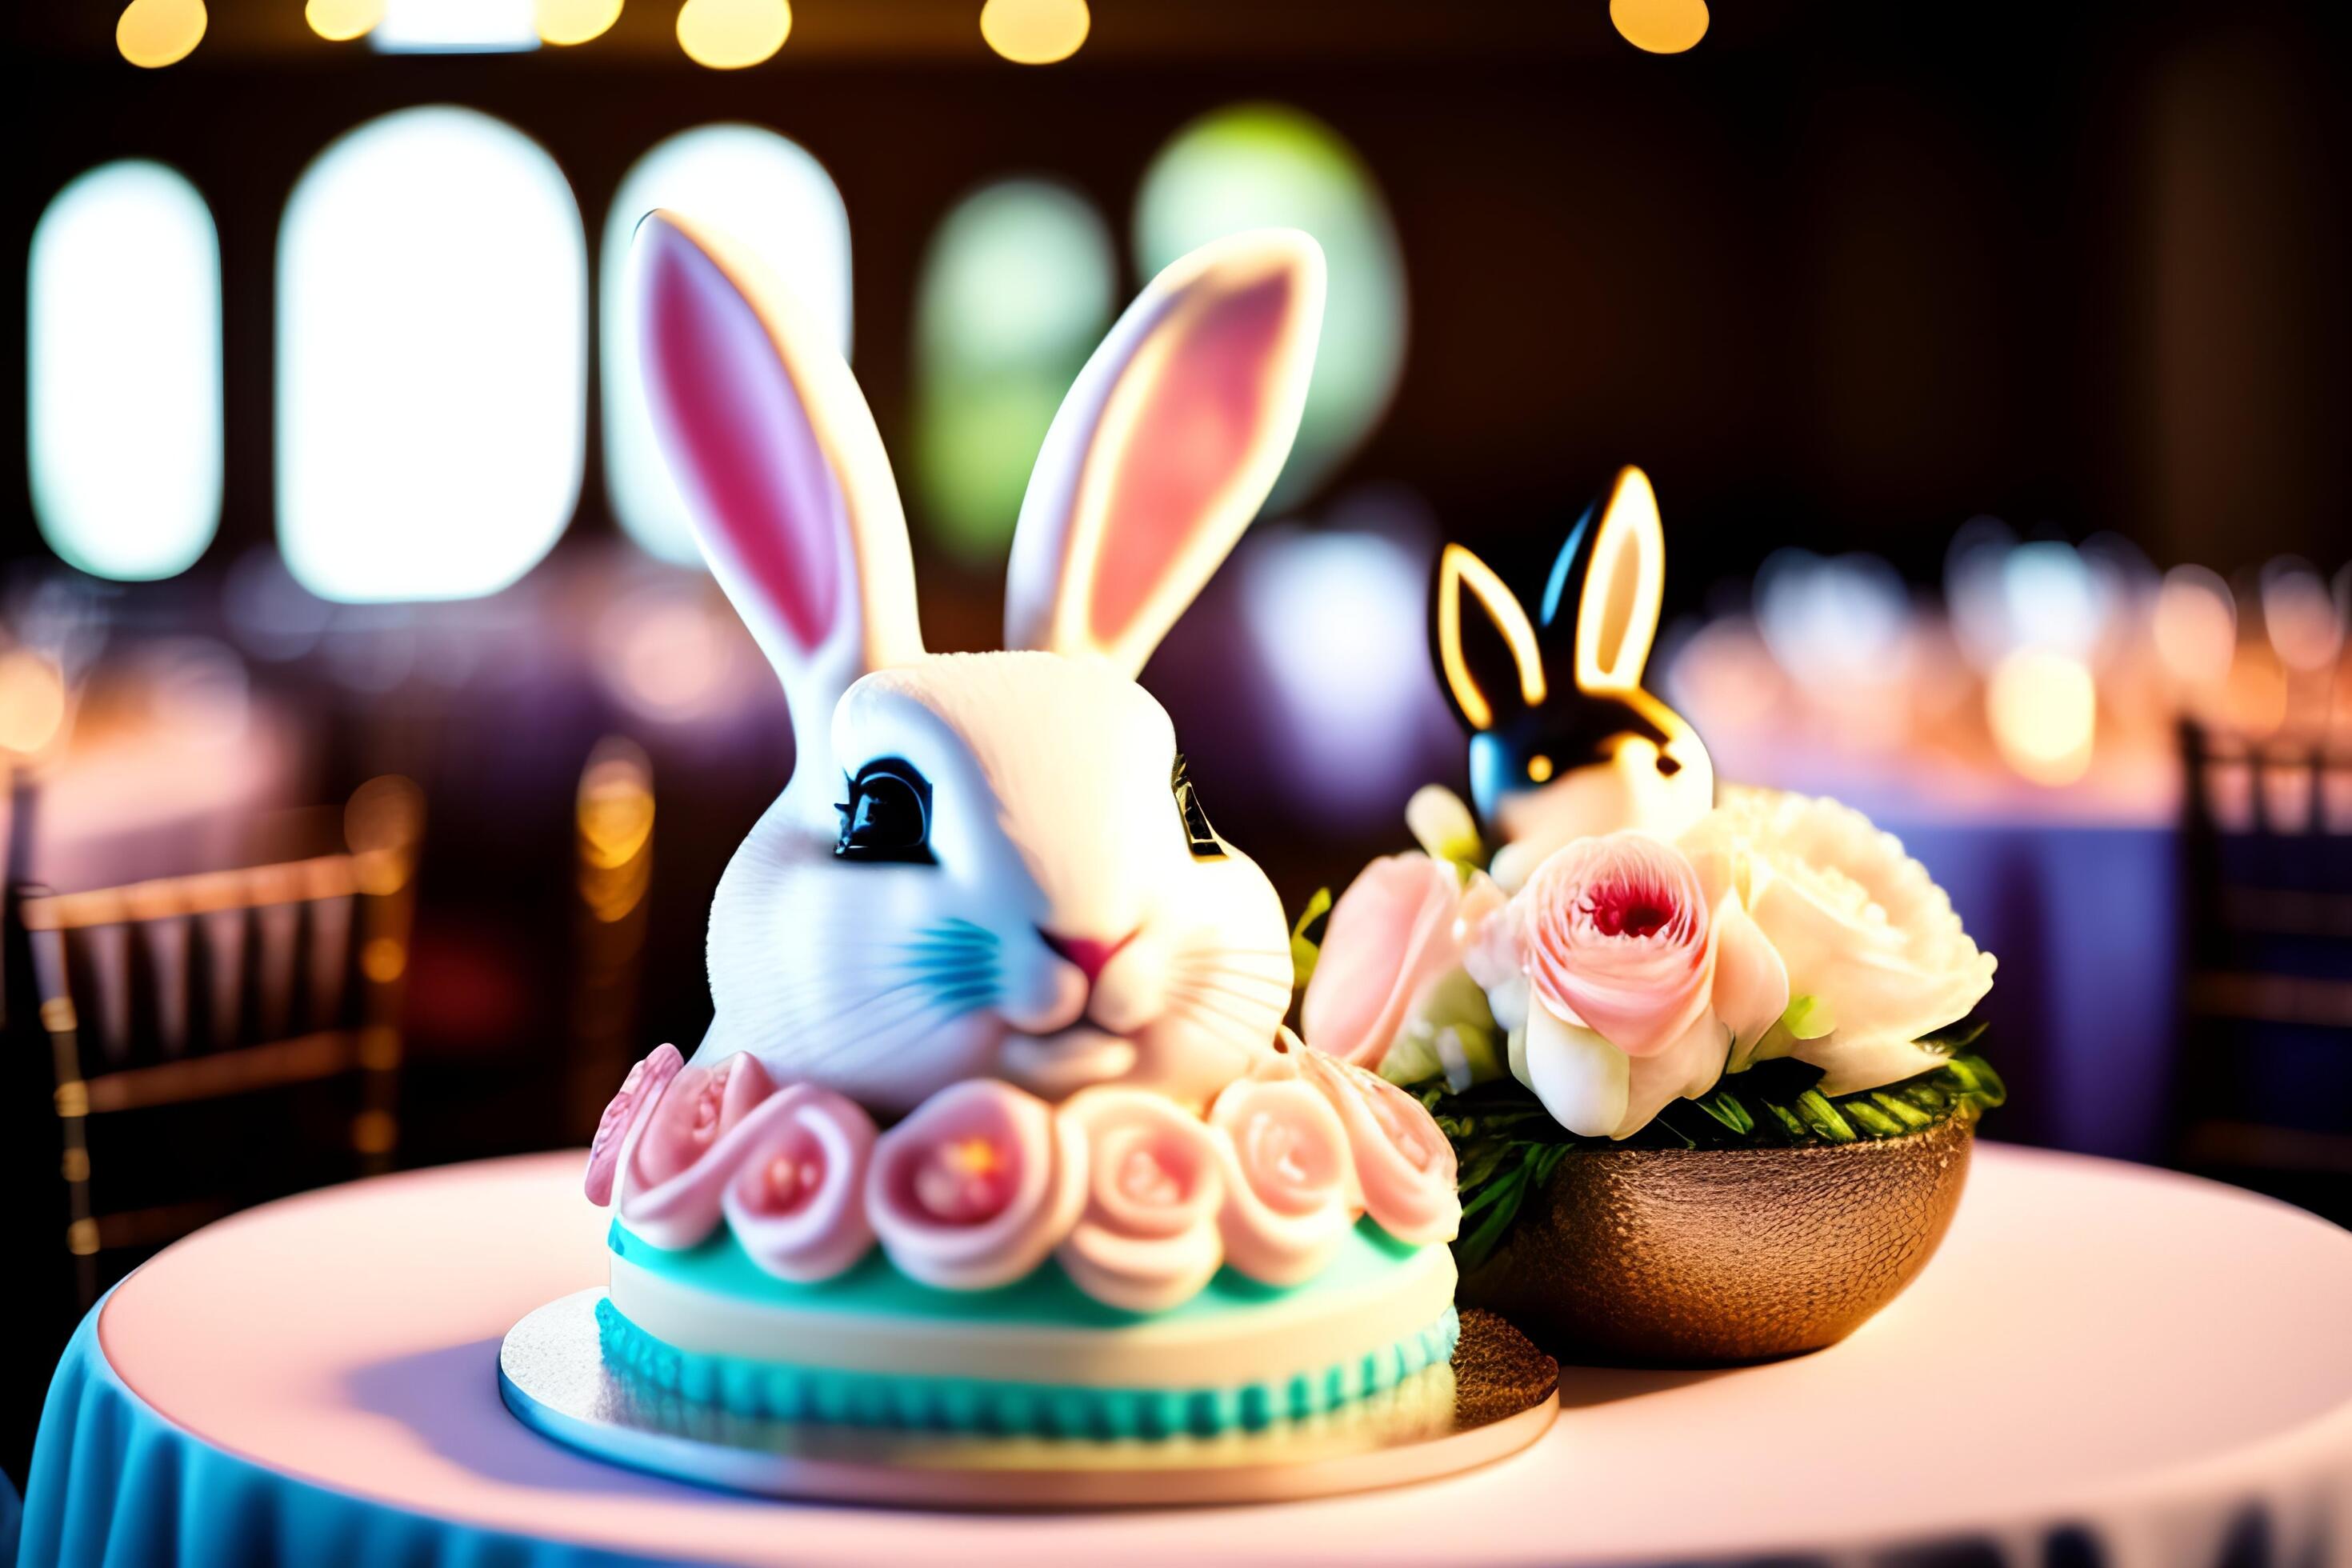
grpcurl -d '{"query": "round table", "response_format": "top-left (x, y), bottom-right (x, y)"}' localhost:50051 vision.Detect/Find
top-left (21, 1147), bottom-right (2352, 1568)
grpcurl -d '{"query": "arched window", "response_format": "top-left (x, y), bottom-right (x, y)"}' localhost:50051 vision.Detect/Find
top-left (911, 178), bottom-right (1114, 562)
top-left (601, 124), bottom-right (851, 566)
top-left (28, 161), bottom-right (222, 581)
top-left (278, 106), bottom-right (586, 602)
top-left (1134, 104), bottom-right (1406, 508)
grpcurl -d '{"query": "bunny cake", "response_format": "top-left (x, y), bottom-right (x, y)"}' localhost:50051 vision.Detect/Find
top-left (574, 212), bottom-right (1463, 1441)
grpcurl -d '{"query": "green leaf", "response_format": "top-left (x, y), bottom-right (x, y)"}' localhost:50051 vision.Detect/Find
top-left (1694, 1090), bottom-right (1755, 1136)
top-left (1794, 1090), bottom-right (1858, 1142)
top-left (1871, 1091), bottom-right (1935, 1130)
top-left (1782, 994), bottom-right (1837, 1040)
top-left (1288, 886), bottom-right (1334, 990)
top-left (1845, 1098), bottom-right (1905, 1137)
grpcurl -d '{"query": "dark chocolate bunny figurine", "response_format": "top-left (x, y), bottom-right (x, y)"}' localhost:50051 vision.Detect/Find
top-left (1429, 465), bottom-right (1715, 886)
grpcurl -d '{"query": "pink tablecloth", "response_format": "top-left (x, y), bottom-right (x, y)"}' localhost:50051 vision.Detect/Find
top-left (28, 1146), bottom-right (2352, 1566)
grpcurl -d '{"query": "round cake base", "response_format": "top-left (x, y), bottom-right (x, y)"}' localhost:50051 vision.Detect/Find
top-left (499, 1290), bottom-right (1558, 1507)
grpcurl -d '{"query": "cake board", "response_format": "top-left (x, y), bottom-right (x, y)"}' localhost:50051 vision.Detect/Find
top-left (498, 1290), bottom-right (1559, 1508)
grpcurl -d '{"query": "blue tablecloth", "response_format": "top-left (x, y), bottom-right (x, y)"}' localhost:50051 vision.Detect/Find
top-left (16, 1295), bottom-right (658, 1568)
top-left (1881, 818), bottom-right (2181, 1162)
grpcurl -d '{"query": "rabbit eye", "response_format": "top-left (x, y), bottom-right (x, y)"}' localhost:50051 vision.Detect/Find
top-left (1655, 752), bottom-right (1682, 777)
top-left (835, 758), bottom-right (935, 865)
top-left (1170, 753), bottom-right (1226, 861)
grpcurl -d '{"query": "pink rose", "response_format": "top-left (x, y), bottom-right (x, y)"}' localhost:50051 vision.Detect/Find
top-left (1514, 832), bottom-right (1714, 1056)
top-left (866, 1080), bottom-right (1087, 1290)
top-left (584, 1043), bottom-right (681, 1206)
top-left (631, 1052), bottom-right (776, 1187)
top-left (721, 1085), bottom-right (879, 1283)
top-left (1302, 854), bottom-right (1504, 1069)
top-left (1208, 1068), bottom-right (1358, 1286)
top-left (1054, 1087), bottom-right (1227, 1311)
top-left (1299, 1050), bottom-right (1459, 1246)
top-left (618, 1052), bottom-right (778, 1248)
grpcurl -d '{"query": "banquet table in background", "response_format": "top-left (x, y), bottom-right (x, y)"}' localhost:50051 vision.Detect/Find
top-left (1880, 812), bottom-right (2182, 1161)
top-left (19, 1150), bottom-right (2352, 1568)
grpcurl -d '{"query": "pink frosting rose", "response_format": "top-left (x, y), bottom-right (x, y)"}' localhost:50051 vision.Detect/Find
top-left (866, 1079), bottom-right (1087, 1290)
top-left (1208, 1066), bottom-right (1358, 1286)
top-left (1054, 1087), bottom-right (1227, 1311)
top-left (1302, 854), bottom-right (1504, 1068)
top-left (721, 1085), bottom-right (879, 1283)
top-left (1513, 831), bottom-right (1715, 1056)
top-left (618, 1052), bottom-right (778, 1249)
top-left (583, 1043), bottom-right (682, 1206)
top-left (1298, 1049), bottom-right (1460, 1246)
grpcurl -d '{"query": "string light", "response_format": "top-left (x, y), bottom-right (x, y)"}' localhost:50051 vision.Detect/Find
top-left (1609, 0), bottom-right (1707, 54)
top-left (116, 0), bottom-right (206, 68)
top-left (676, 0), bottom-right (788, 68)
top-left (979, 0), bottom-right (1089, 65)
top-left (537, 0), bottom-right (621, 46)
top-left (306, 0), bottom-right (384, 42)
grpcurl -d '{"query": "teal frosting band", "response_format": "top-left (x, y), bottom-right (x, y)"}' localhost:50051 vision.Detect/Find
top-left (596, 1295), bottom-right (1461, 1441)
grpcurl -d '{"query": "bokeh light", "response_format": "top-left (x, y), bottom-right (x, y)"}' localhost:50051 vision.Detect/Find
top-left (1987, 649), bottom-right (2098, 786)
top-left (1135, 103), bottom-right (1405, 508)
top-left (277, 107), bottom-right (586, 602)
top-left (116, 0), bottom-right (206, 67)
top-left (1240, 490), bottom-right (1453, 828)
top-left (2259, 558), bottom-right (2343, 673)
top-left (914, 179), bottom-right (1114, 561)
top-left (0, 650), bottom-right (70, 757)
top-left (28, 161), bottom-right (222, 582)
top-left (372, 0), bottom-right (537, 50)
top-left (305, 0), bottom-right (384, 42)
top-left (2151, 565), bottom-right (2236, 690)
top-left (602, 125), bottom-right (850, 566)
top-left (536, 0), bottom-right (621, 44)
top-left (676, 0), bottom-right (789, 68)
top-left (979, 0), bottom-right (1089, 64)
top-left (1610, 0), bottom-right (1708, 54)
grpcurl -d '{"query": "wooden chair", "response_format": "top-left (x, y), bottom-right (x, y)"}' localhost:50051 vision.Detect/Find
top-left (2174, 721), bottom-right (2352, 1222)
top-left (18, 776), bottom-right (422, 1304)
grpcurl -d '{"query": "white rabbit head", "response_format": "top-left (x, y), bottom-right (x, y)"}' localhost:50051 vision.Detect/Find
top-left (634, 211), bottom-right (1324, 1111)
top-left (1430, 466), bottom-right (1716, 889)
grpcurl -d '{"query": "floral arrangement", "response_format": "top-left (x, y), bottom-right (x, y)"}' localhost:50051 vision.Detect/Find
top-left (584, 1037), bottom-right (1461, 1314)
top-left (1296, 782), bottom-right (2004, 1270)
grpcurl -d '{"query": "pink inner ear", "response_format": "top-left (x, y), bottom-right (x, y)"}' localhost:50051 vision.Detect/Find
top-left (640, 222), bottom-right (842, 654)
top-left (1088, 271), bottom-right (1297, 649)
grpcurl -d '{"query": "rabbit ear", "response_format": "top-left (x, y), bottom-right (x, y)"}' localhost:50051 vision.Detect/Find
top-left (1431, 543), bottom-right (1548, 732)
top-left (1539, 466), bottom-right (1666, 696)
top-left (634, 211), bottom-right (923, 784)
top-left (1005, 230), bottom-right (1325, 676)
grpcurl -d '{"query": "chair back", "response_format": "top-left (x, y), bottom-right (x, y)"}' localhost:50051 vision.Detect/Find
top-left (18, 776), bottom-right (422, 1304)
top-left (2174, 721), bottom-right (2352, 1220)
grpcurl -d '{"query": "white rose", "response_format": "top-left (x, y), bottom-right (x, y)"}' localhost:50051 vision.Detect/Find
top-left (1682, 787), bottom-right (1996, 1096)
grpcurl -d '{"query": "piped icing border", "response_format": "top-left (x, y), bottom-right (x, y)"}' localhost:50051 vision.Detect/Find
top-left (596, 1294), bottom-right (1462, 1439)
top-left (586, 1039), bottom-right (1461, 1314)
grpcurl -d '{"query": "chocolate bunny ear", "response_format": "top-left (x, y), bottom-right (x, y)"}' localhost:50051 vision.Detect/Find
top-left (1430, 542), bottom-right (1548, 732)
top-left (1538, 466), bottom-right (1666, 698)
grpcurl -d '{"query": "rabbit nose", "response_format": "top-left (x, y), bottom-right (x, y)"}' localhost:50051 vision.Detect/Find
top-left (1039, 927), bottom-right (1138, 986)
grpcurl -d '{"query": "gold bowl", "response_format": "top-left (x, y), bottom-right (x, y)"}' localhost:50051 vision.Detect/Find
top-left (1456, 1114), bottom-right (1974, 1365)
